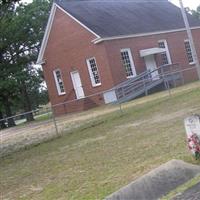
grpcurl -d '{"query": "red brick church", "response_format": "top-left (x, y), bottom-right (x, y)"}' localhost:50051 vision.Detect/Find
top-left (37, 0), bottom-right (200, 114)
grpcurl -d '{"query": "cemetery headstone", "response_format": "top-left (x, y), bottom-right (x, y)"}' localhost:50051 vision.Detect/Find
top-left (184, 115), bottom-right (200, 159)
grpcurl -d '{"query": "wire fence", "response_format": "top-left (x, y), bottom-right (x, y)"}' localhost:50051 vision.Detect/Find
top-left (0, 65), bottom-right (199, 158)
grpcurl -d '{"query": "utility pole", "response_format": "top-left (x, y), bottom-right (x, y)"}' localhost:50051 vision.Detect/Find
top-left (179, 0), bottom-right (200, 80)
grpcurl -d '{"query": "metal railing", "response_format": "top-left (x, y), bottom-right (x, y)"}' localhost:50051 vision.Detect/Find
top-left (114, 63), bottom-right (183, 102)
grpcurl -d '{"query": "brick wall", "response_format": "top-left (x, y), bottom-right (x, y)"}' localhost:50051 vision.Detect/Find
top-left (42, 6), bottom-right (200, 115)
top-left (104, 28), bottom-right (200, 85)
top-left (42, 7), bottom-right (115, 114)
top-left (52, 94), bottom-right (104, 116)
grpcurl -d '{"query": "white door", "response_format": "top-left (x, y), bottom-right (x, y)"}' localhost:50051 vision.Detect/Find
top-left (70, 71), bottom-right (85, 99)
top-left (144, 55), bottom-right (159, 80)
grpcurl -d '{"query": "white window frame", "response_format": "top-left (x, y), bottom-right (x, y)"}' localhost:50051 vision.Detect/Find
top-left (120, 48), bottom-right (137, 78)
top-left (158, 39), bottom-right (172, 65)
top-left (86, 57), bottom-right (101, 87)
top-left (184, 39), bottom-right (195, 65)
top-left (53, 69), bottom-right (66, 95)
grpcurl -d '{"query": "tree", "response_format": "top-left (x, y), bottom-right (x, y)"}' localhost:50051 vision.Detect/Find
top-left (13, 0), bottom-right (51, 121)
top-left (0, 0), bottom-right (51, 126)
top-left (192, 5), bottom-right (200, 20)
top-left (0, 2), bottom-right (19, 127)
top-left (0, 113), bottom-right (6, 129)
top-left (0, 0), bottom-right (20, 4)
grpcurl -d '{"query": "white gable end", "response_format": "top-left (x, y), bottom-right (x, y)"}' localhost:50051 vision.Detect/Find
top-left (36, 3), bottom-right (100, 65)
top-left (37, 3), bottom-right (57, 65)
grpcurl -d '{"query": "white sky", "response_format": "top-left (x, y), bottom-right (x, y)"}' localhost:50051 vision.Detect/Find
top-left (22, 0), bottom-right (200, 10)
top-left (169, 0), bottom-right (199, 10)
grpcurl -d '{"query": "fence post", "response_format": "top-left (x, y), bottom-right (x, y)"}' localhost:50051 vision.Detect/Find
top-left (162, 67), bottom-right (171, 96)
top-left (180, 66), bottom-right (185, 86)
top-left (51, 106), bottom-right (59, 137)
top-left (161, 66), bottom-right (167, 91)
top-left (170, 64), bottom-right (176, 88)
top-left (143, 76), bottom-right (148, 96)
top-left (122, 86), bottom-right (125, 99)
top-left (119, 103), bottom-right (123, 115)
top-left (166, 79), bottom-right (171, 96)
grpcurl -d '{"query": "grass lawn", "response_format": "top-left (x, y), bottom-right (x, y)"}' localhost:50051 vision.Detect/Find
top-left (1, 82), bottom-right (200, 200)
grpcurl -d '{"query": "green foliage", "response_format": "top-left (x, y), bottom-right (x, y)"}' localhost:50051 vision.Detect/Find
top-left (0, 0), bottom-right (51, 121)
top-left (192, 5), bottom-right (200, 20)
top-left (0, 0), bottom-right (20, 4)
top-left (195, 152), bottom-right (200, 160)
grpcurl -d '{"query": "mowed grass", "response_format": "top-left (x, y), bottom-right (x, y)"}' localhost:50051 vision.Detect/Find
top-left (1, 82), bottom-right (200, 200)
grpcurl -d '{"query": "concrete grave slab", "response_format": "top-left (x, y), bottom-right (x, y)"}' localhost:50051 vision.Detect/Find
top-left (105, 160), bottom-right (200, 200)
top-left (172, 182), bottom-right (200, 200)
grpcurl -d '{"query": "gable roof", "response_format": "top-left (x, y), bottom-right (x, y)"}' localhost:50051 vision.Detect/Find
top-left (55, 0), bottom-right (200, 38)
top-left (37, 0), bottom-right (200, 64)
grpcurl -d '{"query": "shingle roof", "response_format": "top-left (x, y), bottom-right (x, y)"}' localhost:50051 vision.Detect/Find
top-left (55, 0), bottom-right (200, 38)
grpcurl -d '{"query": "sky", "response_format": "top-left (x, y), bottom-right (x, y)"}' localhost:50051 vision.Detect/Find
top-left (22, 0), bottom-right (200, 10)
top-left (169, 0), bottom-right (200, 10)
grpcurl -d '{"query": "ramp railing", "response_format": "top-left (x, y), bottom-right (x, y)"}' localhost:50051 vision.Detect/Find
top-left (114, 63), bottom-right (183, 103)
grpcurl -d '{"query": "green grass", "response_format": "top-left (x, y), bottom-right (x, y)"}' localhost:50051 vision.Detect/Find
top-left (35, 112), bottom-right (52, 122)
top-left (15, 112), bottom-right (52, 127)
top-left (162, 175), bottom-right (200, 199)
top-left (1, 82), bottom-right (200, 200)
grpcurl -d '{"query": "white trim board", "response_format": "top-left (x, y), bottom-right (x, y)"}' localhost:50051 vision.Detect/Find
top-left (53, 68), bottom-right (66, 96)
top-left (184, 39), bottom-right (195, 65)
top-left (37, 2), bottom-right (200, 64)
top-left (36, 3), bottom-right (100, 65)
top-left (56, 4), bottom-right (101, 39)
top-left (158, 39), bottom-right (172, 64)
top-left (86, 57), bottom-right (102, 87)
top-left (93, 26), bottom-right (200, 44)
top-left (120, 48), bottom-right (137, 78)
top-left (37, 3), bottom-right (57, 65)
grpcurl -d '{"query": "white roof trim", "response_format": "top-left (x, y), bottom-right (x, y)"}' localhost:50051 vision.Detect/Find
top-left (140, 47), bottom-right (166, 57)
top-left (37, 3), bottom-right (57, 64)
top-left (36, 3), bottom-right (100, 65)
top-left (93, 26), bottom-right (200, 44)
top-left (56, 4), bottom-right (101, 39)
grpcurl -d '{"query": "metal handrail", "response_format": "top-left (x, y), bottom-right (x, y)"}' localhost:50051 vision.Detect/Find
top-left (115, 63), bottom-right (181, 100)
top-left (113, 69), bottom-right (150, 89)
